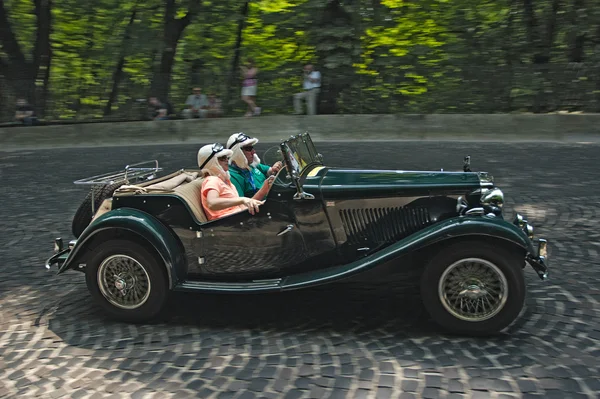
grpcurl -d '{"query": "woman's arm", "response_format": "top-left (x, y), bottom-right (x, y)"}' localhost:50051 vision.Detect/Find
top-left (206, 190), bottom-right (264, 214)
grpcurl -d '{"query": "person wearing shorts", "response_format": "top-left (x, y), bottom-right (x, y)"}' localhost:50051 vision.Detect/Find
top-left (240, 58), bottom-right (261, 117)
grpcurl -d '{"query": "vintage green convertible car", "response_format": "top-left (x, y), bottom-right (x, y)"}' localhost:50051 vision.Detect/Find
top-left (46, 132), bottom-right (548, 335)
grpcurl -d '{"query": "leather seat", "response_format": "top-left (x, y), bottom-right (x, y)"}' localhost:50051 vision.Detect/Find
top-left (173, 178), bottom-right (208, 223)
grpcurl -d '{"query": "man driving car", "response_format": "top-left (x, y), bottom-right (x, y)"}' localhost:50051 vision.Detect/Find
top-left (197, 143), bottom-right (274, 221)
top-left (226, 132), bottom-right (283, 198)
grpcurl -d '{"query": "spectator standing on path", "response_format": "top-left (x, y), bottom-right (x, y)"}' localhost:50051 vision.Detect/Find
top-left (240, 58), bottom-right (261, 117)
top-left (15, 98), bottom-right (37, 125)
top-left (182, 87), bottom-right (209, 119)
top-left (293, 63), bottom-right (321, 115)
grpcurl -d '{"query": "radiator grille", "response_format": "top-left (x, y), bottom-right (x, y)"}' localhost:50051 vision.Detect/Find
top-left (339, 207), bottom-right (431, 245)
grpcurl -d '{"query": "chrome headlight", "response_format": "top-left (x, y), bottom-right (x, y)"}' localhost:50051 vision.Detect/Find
top-left (514, 213), bottom-right (525, 227)
top-left (526, 224), bottom-right (534, 239)
top-left (513, 213), bottom-right (534, 238)
top-left (481, 188), bottom-right (504, 208)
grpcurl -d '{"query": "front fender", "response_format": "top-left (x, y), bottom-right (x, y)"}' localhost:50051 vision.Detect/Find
top-left (58, 208), bottom-right (186, 288)
top-left (433, 214), bottom-right (536, 253)
top-left (282, 215), bottom-right (535, 290)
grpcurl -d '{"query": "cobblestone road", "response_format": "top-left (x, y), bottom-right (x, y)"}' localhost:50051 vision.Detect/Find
top-left (1, 141), bottom-right (600, 399)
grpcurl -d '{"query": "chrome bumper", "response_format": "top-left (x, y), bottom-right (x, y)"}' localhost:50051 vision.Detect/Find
top-left (513, 214), bottom-right (549, 281)
top-left (526, 239), bottom-right (548, 280)
top-left (45, 238), bottom-right (75, 270)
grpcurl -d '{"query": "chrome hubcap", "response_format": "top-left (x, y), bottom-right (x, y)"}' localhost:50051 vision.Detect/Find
top-left (438, 258), bottom-right (508, 322)
top-left (97, 254), bottom-right (151, 310)
top-left (114, 278), bottom-right (127, 291)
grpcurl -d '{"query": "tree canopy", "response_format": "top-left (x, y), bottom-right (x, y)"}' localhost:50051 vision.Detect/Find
top-left (1, 0), bottom-right (598, 122)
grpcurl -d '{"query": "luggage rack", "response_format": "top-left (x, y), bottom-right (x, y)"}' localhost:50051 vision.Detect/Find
top-left (74, 160), bottom-right (162, 186)
top-left (73, 160), bottom-right (162, 213)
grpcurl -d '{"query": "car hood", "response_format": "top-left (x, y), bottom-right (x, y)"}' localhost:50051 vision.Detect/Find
top-left (317, 168), bottom-right (488, 199)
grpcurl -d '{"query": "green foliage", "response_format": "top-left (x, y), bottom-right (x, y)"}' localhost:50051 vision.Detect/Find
top-left (1, 0), bottom-right (599, 121)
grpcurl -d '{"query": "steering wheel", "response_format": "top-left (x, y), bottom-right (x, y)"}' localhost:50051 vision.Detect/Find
top-left (263, 146), bottom-right (293, 187)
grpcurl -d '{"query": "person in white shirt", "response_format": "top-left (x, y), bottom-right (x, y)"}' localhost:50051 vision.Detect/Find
top-left (182, 87), bottom-right (209, 118)
top-left (293, 63), bottom-right (321, 115)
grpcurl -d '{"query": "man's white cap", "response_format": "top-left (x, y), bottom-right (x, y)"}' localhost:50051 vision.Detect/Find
top-left (227, 132), bottom-right (260, 169)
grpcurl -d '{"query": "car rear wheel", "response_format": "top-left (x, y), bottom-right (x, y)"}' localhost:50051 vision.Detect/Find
top-left (85, 240), bottom-right (168, 323)
top-left (420, 240), bottom-right (526, 336)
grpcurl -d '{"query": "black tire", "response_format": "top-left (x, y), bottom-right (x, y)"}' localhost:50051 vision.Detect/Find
top-left (420, 240), bottom-right (526, 336)
top-left (72, 182), bottom-right (124, 238)
top-left (85, 239), bottom-right (169, 323)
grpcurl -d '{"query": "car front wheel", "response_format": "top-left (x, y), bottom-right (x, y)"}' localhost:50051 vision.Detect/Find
top-left (420, 240), bottom-right (526, 336)
top-left (85, 240), bottom-right (168, 323)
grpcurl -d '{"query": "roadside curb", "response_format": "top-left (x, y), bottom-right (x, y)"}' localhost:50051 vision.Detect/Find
top-left (2, 114), bottom-right (600, 150)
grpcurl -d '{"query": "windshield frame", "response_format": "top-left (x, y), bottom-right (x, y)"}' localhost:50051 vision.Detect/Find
top-left (278, 132), bottom-right (323, 179)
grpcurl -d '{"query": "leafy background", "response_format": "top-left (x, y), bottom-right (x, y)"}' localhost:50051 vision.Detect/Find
top-left (1, 0), bottom-right (599, 122)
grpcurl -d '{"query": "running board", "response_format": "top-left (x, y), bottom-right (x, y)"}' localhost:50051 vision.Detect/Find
top-left (172, 228), bottom-right (441, 294)
top-left (174, 278), bottom-right (283, 293)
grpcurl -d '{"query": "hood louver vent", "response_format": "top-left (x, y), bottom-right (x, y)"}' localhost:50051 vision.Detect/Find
top-left (340, 207), bottom-right (431, 246)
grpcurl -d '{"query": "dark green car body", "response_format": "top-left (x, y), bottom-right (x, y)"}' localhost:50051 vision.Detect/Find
top-left (48, 133), bottom-right (547, 294)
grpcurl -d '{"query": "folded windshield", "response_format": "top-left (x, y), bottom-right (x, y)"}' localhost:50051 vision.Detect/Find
top-left (280, 132), bottom-right (322, 176)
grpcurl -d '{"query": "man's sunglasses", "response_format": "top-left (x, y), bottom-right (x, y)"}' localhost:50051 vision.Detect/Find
top-left (228, 132), bottom-right (252, 149)
top-left (242, 146), bottom-right (254, 152)
top-left (217, 155), bottom-right (230, 162)
top-left (199, 143), bottom-right (225, 169)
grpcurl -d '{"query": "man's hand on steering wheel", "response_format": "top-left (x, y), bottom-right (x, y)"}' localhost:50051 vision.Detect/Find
top-left (269, 161), bottom-right (283, 176)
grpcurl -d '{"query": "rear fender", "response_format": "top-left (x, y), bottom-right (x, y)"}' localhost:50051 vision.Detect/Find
top-left (58, 208), bottom-right (186, 288)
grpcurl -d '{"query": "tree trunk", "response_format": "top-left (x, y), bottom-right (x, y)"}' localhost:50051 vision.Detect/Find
top-left (0, 0), bottom-right (34, 100)
top-left (0, 0), bottom-right (52, 115)
top-left (522, 0), bottom-right (540, 56)
top-left (567, 0), bottom-right (585, 62)
top-left (503, 0), bottom-right (516, 112)
top-left (104, 6), bottom-right (139, 117)
top-left (523, 0), bottom-right (561, 112)
top-left (543, 0), bottom-right (561, 61)
top-left (225, 1), bottom-right (249, 114)
top-left (33, 0), bottom-right (52, 117)
top-left (149, 0), bottom-right (201, 102)
top-left (314, 0), bottom-right (359, 114)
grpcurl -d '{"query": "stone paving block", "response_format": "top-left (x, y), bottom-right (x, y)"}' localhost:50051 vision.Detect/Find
top-left (328, 389), bottom-right (349, 399)
top-left (71, 389), bottom-right (89, 399)
top-left (401, 379), bottom-right (418, 392)
top-left (374, 387), bottom-right (393, 399)
top-left (283, 389), bottom-right (304, 399)
top-left (353, 389), bottom-right (371, 399)
top-left (294, 377), bottom-right (312, 390)
top-left (491, 379), bottom-right (514, 392)
top-left (216, 392), bottom-right (236, 399)
top-left (333, 377), bottom-right (352, 390)
top-left (248, 378), bottom-right (270, 392)
top-left (425, 375), bottom-right (442, 389)
top-left (272, 379), bottom-right (289, 393)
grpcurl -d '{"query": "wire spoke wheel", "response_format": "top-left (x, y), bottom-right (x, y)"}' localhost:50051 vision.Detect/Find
top-left (438, 257), bottom-right (508, 322)
top-left (97, 254), bottom-right (151, 310)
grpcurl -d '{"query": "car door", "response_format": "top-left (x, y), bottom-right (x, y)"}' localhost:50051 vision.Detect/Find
top-left (190, 197), bottom-right (309, 278)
